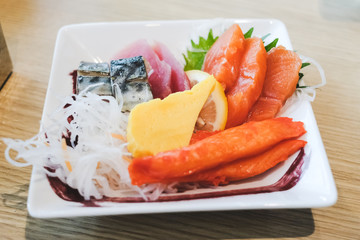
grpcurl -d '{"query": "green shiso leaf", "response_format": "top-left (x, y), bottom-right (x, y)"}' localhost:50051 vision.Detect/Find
top-left (265, 38), bottom-right (279, 52)
top-left (301, 62), bottom-right (311, 68)
top-left (183, 29), bottom-right (218, 71)
top-left (298, 72), bottom-right (305, 81)
top-left (244, 27), bottom-right (254, 39)
top-left (297, 62), bottom-right (311, 88)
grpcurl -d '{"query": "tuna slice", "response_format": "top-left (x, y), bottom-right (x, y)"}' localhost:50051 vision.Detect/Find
top-left (153, 41), bottom-right (191, 92)
top-left (113, 39), bottom-right (172, 99)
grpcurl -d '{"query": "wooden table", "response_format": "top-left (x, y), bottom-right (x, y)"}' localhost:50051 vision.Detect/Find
top-left (0, 0), bottom-right (359, 239)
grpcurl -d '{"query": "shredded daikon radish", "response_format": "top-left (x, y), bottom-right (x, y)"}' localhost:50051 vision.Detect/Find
top-left (278, 55), bottom-right (327, 116)
top-left (2, 90), bottom-right (173, 201)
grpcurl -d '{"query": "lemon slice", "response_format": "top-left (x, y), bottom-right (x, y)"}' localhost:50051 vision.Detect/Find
top-left (186, 70), bottom-right (228, 131)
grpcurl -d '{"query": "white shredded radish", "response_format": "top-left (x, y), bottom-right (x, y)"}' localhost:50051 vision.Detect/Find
top-left (278, 55), bottom-right (327, 116)
top-left (298, 54), bottom-right (327, 89)
top-left (2, 90), bottom-right (174, 201)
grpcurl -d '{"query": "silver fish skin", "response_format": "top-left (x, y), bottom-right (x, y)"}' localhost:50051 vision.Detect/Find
top-left (110, 56), bottom-right (147, 84)
top-left (78, 61), bottom-right (110, 76)
top-left (111, 56), bottom-right (153, 111)
top-left (76, 76), bottom-right (113, 96)
top-left (117, 81), bottom-right (153, 112)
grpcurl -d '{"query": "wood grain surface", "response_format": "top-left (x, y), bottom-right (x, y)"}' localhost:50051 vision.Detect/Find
top-left (0, 0), bottom-right (359, 239)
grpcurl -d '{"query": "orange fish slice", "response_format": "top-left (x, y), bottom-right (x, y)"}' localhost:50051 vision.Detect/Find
top-left (226, 37), bottom-right (267, 128)
top-left (202, 24), bottom-right (245, 91)
top-left (247, 46), bottom-right (302, 122)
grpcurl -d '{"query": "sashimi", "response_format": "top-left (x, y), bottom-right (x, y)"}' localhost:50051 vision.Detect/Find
top-left (247, 46), bottom-right (302, 121)
top-left (202, 24), bottom-right (245, 91)
top-left (175, 139), bottom-right (307, 185)
top-left (153, 41), bottom-right (191, 92)
top-left (225, 37), bottom-right (267, 128)
top-left (247, 97), bottom-right (282, 121)
top-left (113, 39), bottom-right (172, 99)
top-left (128, 117), bottom-right (306, 185)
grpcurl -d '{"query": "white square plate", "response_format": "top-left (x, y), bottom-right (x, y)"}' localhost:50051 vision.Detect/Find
top-left (28, 19), bottom-right (337, 218)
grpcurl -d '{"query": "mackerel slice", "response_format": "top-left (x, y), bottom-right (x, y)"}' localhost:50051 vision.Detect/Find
top-left (76, 76), bottom-right (113, 96)
top-left (111, 56), bottom-right (153, 111)
top-left (77, 61), bottom-right (110, 76)
top-left (110, 56), bottom-right (147, 83)
top-left (113, 39), bottom-right (172, 99)
top-left (118, 81), bottom-right (153, 112)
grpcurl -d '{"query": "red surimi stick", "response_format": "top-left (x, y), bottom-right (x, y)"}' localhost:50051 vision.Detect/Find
top-left (128, 117), bottom-right (306, 185)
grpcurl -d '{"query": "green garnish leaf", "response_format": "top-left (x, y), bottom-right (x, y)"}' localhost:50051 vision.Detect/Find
top-left (244, 27), bottom-right (254, 39)
top-left (265, 38), bottom-right (278, 52)
top-left (183, 52), bottom-right (204, 71)
top-left (297, 62), bottom-right (311, 88)
top-left (183, 29), bottom-right (219, 71)
top-left (301, 62), bottom-right (310, 68)
top-left (297, 72), bottom-right (306, 88)
top-left (298, 72), bottom-right (304, 81)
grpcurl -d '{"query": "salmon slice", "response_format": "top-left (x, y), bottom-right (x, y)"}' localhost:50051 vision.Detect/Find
top-left (247, 46), bottom-right (302, 121)
top-left (225, 37), bottom-right (267, 128)
top-left (202, 24), bottom-right (245, 91)
top-left (175, 139), bottom-right (307, 185)
top-left (128, 117), bottom-right (306, 185)
top-left (247, 97), bottom-right (282, 121)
